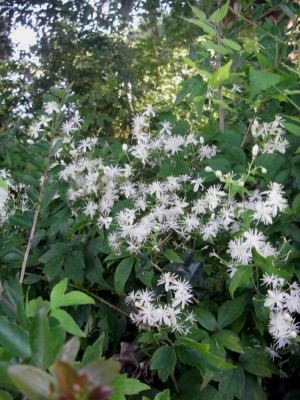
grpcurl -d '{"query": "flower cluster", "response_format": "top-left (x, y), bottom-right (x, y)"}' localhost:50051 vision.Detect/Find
top-left (0, 169), bottom-right (28, 225)
top-left (262, 273), bottom-right (300, 350)
top-left (251, 115), bottom-right (289, 154)
top-left (125, 272), bottom-right (195, 335)
top-left (54, 107), bottom-right (289, 268)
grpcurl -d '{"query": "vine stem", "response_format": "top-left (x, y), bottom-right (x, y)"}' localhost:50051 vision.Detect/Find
top-left (69, 284), bottom-right (130, 318)
top-left (217, 0), bottom-right (224, 133)
top-left (228, 6), bottom-right (285, 45)
top-left (19, 136), bottom-right (55, 284)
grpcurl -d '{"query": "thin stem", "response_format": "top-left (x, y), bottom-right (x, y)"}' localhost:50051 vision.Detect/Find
top-left (0, 292), bottom-right (17, 314)
top-left (217, 0), bottom-right (224, 133)
top-left (229, 6), bottom-right (285, 45)
top-left (170, 373), bottom-right (179, 393)
top-left (19, 136), bottom-right (55, 284)
top-left (151, 260), bottom-right (163, 273)
top-left (70, 284), bottom-right (130, 318)
top-left (274, 86), bottom-right (300, 112)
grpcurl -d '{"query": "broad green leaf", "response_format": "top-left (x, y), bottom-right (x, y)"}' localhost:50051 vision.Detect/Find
top-left (163, 249), bottom-right (184, 264)
top-left (252, 248), bottom-right (292, 280)
top-left (242, 373), bottom-right (267, 400)
top-left (253, 294), bottom-right (269, 321)
top-left (26, 297), bottom-right (48, 318)
top-left (50, 309), bottom-right (86, 337)
top-left (217, 296), bottom-right (245, 329)
top-left (0, 362), bottom-right (15, 391)
top-left (239, 349), bottom-right (278, 377)
top-left (194, 308), bottom-right (218, 332)
top-left (213, 330), bottom-right (244, 353)
top-left (210, 1), bottom-right (230, 25)
top-left (159, 155), bottom-right (190, 178)
top-left (39, 243), bottom-right (69, 264)
top-left (150, 346), bottom-right (177, 382)
top-left (64, 251), bottom-right (85, 286)
top-left (30, 306), bottom-right (53, 369)
top-left (0, 317), bottom-right (31, 359)
top-left (174, 74), bottom-right (207, 106)
top-left (189, 4), bottom-right (206, 20)
top-left (182, 18), bottom-right (217, 36)
top-left (9, 214), bottom-right (33, 228)
top-left (114, 257), bottom-right (135, 295)
top-left (203, 40), bottom-right (230, 55)
top-left (229, 266), bottom-right (253, 298)
top-left (292, 193), bottom-right (300, 214)
top-left (249, 68), bottom-right (281, 99)
top-left (52, 291), bottom-right (95, 308)
top-left (82, 332), bottom-right (105, 365)
top-left (50, 278), bottom-right (67, 308)
top-left (109, 374), bottom-right (150, 400)
top-left (221, 38), bottom-right (241, 51)
top-left (283, 122), bottom-right (300, 137)
top-left (218, 365), bottom-right (245, 399)
top-left (8, 365), bottom-right (54, 400)
top-left (178, 338), bottom-right (236, 372)
top-left (154, 389), bottom-right (171, 400)
top-left (209, 60), bottom-right (232, 86)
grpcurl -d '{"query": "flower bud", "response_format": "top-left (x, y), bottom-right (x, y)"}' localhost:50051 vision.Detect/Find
top-left (122, 143), bottom-right (128, 151)
top-left (215, 170), bottom-right (222, 178)
top-left (261, 167), bottom-right (267, 174)
top-left (205, 166), bottom-right (212, 172)
top-left (252, 144), bottom-right (259, 157)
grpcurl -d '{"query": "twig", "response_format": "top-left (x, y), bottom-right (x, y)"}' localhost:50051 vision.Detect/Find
top-left (19, 137), bottom-right (55, 284)
top-left (229, 6), bottom-right (285, 45)
top-left (240, 112), bottom-right (258, 149)
top-left (70, 284), bottom-right (130, 318)
top-left (217, 0), bottom-right (224, 133)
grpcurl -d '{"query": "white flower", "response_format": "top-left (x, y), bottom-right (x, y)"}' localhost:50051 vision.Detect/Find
top-left (142, 104), bottom-right (156, 117)
top-left (264, 289), bottom-right (286, 310)
top-left (160, 121), bottom-right (172, 135)
top-left (252, 201), bottom-right (274, 225)
top-left (191, 177), bottom-right (205, 192)
top-left (157, 272), bottom-right (178, 292)
top-left (243, 229), bottom-right (266, 251)
top-left (44, 101), bottom-right (60, 114)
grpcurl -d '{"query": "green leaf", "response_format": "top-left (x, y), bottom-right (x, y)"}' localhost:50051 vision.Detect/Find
top-left (209, 60), bottom-right (232, 86)
top-left (52, 291), bottom-right (95, 308)
top-left (284, 122), bottom-right (300, 137)
top-left (150, 346), bottom-right (177, 382)
top-left (50, 309), bottom-right (86, 337)
top-left (194, 308), bottom-right (218, 332)
top-left (50, 278), bottom-right (68, 308)
top-left (189, 4), bottom-right (206, 20)
top-left (213, 330), bottom-right (244, 353)
top-left (178, 338), bottom-right (236, 372)
top-left (0, 317), bottom-right (31, 359)
top-left (159, 154), bottom-right (190, 178)
top-left (64, 251), bottom-right (85, 286)
top-left (0, 362), bottom-right (15, 391)
top-left (154, 389), bottom-right (171, 400)
top-left (229, 266), bottom-right (253, 298)
top-left (182, 18), bottom-right (217, 36)
top-left (249, 68), bottom-right (281, 99)
top-left (253, 294), bottom-right (269, 321)
top-left (221, 38), bottom-right (241, 51)
top-left (239, 349), bottom-right (278, 378)
top-left (242, 373), bottom-right (267, 400)
top-left (210, 0), bottom-right (229, 25)
top-left (8, 365), bottom-right (54, 400)
top-left (114, 257), bottom-right (135, 295)
top-left (30, 306), bottom-right (53, 369)
top-left (218, 365), bottom-right (245, 399)
top-left (40, 243), bottom-right (68, 280)
top-left (82, 332), bottom-right (105, 365)
top-left (109, 374), bottom-right (150, 400)
top-left (292, 193), bottom-right (300, 214)
top-left (217, 296), bottom-right (245, 329)
top-left (163, 249), bottom-right (184, 264)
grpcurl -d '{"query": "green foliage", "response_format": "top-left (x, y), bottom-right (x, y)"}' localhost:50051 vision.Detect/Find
top-left (0, 1), bottom-right (300, 399)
